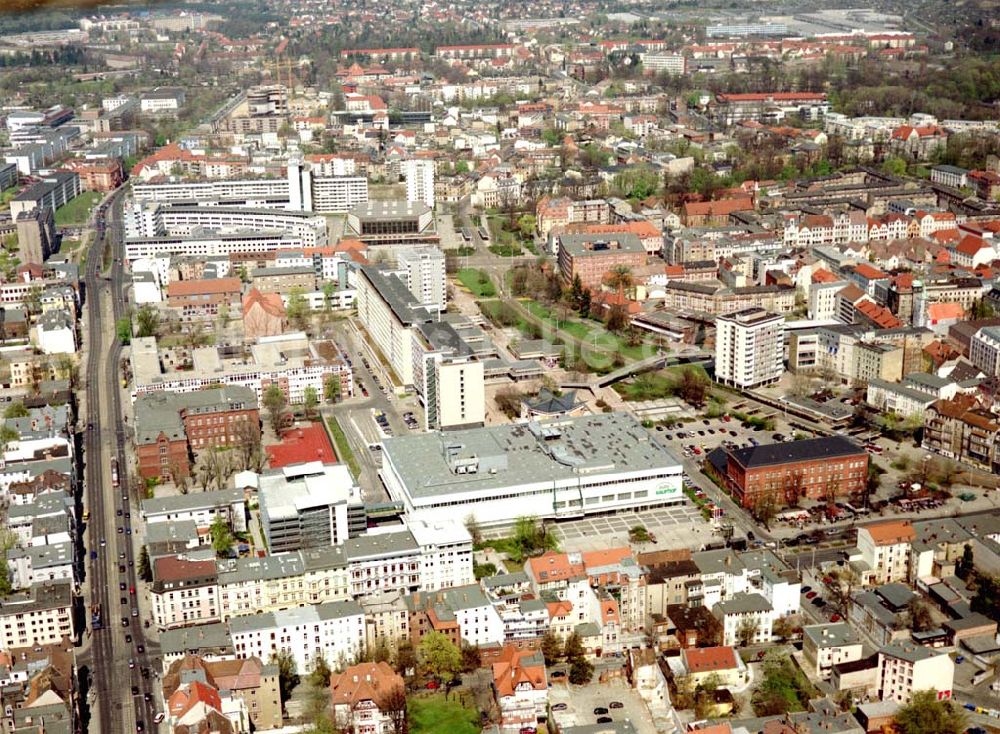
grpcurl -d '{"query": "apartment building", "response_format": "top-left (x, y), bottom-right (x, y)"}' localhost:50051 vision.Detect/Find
top-left (140, 487), bottom-right (247, 533)
top-left (163, 655), bottom-right (282, 731)
top-left (713, 92), bottom-right (829, 125)
top-left (330, 662), bottom-right (407, 734)
top-left (134, 386), bottom-right (259, 481)
top-left (9, 172), bottom-right (80, 221)
top-left (404, 159), bottom-right (435, 209)
top-left (802, 623), bottom-right (864, 680)
top-left (877, 642), bottom-right (954, 703)
top-left (712, 593), bottom-right (774, 647)
top-left (15, 206), bottom-right (57, 265)
top-left (151, 556), bottom-right (221, 630)
top-left (714, 308), bottom-right (784, 389)
top-left (412, 321), bottom-right (485, 430)
top-left (857, 521), bottom-right (915, 585)
top-left (556, 232), bottom-right (646, 288)
top-left (717, 436), bottom-right (868, 511)
top-left (536, 197), bottom-right (610, 238)
top-left (0, 580), bottom-right (75, 649)
top-left (228, 599), bottom-right (366, 674)
top-left (166, 277), bottom-right (242, 319)
top-left (491, 646), bottom-right (548, 734)
top-left (969, 326), bottom-right (1000, 377)
top-left (659, 282), bottom-right (796, 316)
top-left (396, 247), bottom-right (446, 313)
top-left (923, 395), bottom-right (1000, 472)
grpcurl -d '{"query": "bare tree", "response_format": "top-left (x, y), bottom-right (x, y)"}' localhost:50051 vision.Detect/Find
top-left (376, 684), bottom-right (409, 734)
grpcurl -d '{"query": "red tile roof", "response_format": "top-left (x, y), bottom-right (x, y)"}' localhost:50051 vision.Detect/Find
top-left (683, 646), bottom-right (740, 673)
top-left (167, 277), bottom-right (242, 297)
top-left (862, 520), bottom-right (915, 546)
top-left (330, 662), bottom-right (404, 708)
top-left (242, 287), bottom-right (286, 319)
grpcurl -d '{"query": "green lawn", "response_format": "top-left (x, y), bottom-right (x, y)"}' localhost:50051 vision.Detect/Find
top-left (409, 695), bottom-right (479, 734)
top-left (456, 268), bottom-right (496, 298)
top-left (55, 191), bottom-right (102, 226)
top-left (326, 416), bottom-right (361, 478)
top-left (521, 300), bottom-right (652, 361)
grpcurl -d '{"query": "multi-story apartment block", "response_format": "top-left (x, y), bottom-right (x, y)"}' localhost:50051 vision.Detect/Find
top-left (714, 308), bottom-right (784, 389)
top-left (330, 662), bottom-right (407, 734)
top-left (257, 463), bottom-right (357, 553)
top-left (0, 580), bottom-right (75, 649)
top-left (712, 593), bottom-right (774, 647)
top-left (396, 247), bottom-right (446, 313)
top-left (877, 641), bottom-right (954, 703)
top-left (969, 326), bottom-right (1000, 377)
top-left (229, 600), bottom-right (366, 674)
top-left (556, 232), bottom-right (647, 288)
top-left (403, 159), bottom-right (435, 209)
top-left (150, 556), bottom-right (220, 630)
top-left (857, 521), bottom-right (915, 585)
top-left (923, 395), bottom-right (1000, 472)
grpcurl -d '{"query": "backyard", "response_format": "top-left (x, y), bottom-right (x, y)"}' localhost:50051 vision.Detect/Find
top-left (409, 694), bottom-right (480, 734)
top-left (55, 191), bottom-right (103, 226)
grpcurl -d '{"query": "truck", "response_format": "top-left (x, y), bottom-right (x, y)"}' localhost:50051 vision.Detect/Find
top-left (91, 603), bottom-right (102, 631)
top-left (110, 458), bottom-right (119, 488)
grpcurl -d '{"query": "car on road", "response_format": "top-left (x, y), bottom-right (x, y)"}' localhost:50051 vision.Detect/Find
top-left (551, 703), bottom-right (567, 711)
top-left (131, 686), bottom-right (139, 696)
top-left (801, 586), bottom-right (812, 594)
top-left (137, 644), bottom-right (144, 653)
top-left (132, 608), bottom-right (139, 617)
top-left (125, 634), bottom-right (132, 643)
top-left (100, 538), bottom-right (107, 547)
top-left (117, 509), bottom-right (122, 516)
top-left (955, 655), bottom-right (965, 664)
top-left (154, 713), bottom-right (164, 724)
top-left (129, 659), bottom-right (135, 669)
top-left (136, 722), bottom-right (144, 732)
top-left (130, 585), bottom-right (135, 594)
top-left (813, 599), bottom-right (827, 608)
top-left (119, 564), bottom-right (126, 573)
top-left (830, 613), bottom-right (841, 622)
top-left (121, 617), bottom-right (129, 627)
top-left (144, 692), bottom-right (152, 702)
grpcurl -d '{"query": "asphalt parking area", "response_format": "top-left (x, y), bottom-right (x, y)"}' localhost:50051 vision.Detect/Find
top-left (549, 678), bottom-right (658, 734)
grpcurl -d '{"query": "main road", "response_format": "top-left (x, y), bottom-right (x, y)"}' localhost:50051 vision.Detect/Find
top-left (83, 186), bottom-right (157, 732)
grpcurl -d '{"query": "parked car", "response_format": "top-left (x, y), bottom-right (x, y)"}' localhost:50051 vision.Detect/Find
top-left (597, 717), bottom-right (613, 724)
top-left (593, 707), bottom-right (609, 715)
top-left (551, 703), bottom-right (568, 711)
top-left (610, 702), bottom-right (624, 709)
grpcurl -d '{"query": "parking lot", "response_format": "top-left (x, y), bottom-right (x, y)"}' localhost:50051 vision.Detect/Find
top-left (548, 678), bottom-right (658, 734)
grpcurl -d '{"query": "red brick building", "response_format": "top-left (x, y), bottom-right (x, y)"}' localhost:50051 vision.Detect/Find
top-left (166, 277), bottom-right (242, 319)
top-left (62, 159), bottom-right (124, 192)
top-left (715, 436), bottom-right (868, 511)
top-left (134, 386), bottom-right (260, 481)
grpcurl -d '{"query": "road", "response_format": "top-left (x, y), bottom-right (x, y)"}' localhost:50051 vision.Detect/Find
top-left (83, 185), bottom-right (158, 733)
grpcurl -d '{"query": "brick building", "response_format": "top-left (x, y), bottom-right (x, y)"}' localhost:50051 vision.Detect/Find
top-left (62, 159), bottom-right (124, 191)
top-left (716, 436), bottom-right (868, 511)
top-left (134, 386), bottom-right (260, 481)
top-left (166, 277), bottom-right (242, 319)
top-left (556, 232), bottom-right (646, 288)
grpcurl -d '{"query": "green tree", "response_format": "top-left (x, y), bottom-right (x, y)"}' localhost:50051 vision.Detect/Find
top-left (542, 128), bottom-right (562, 147)
top-left (461, 643), bottom-right (481, 673)
top-left (270, 649), bottom-right (299, 707)
top-left (323, 374), bottom-right (341, 404)
top-left (540, 631), bottom-right (562, 666)
top-left (3, 402), bottom-right (28, 419)
top-left (303, 386), bottom-right (319, 419)
top-left (286, 287), bottom-right (309, 330)
top-left (569, 656), bottom-right (594, 684)
top-left (115, 318), bottom-right (132, 345)
top-left (394, 639), bottom-right (418, 677)
top-left (0, 425), bottom-right (18, 454)
top-left (137, 545), bottom-right (152, 582)
top-left (135, 305), bottom-right (160, 338)
top-left (418, 631), bottom-right (462, 687)
top-left (309, 654), bottom-right (332, 687)
top-left (751, 651), bottom-right (815, 715)
top-left (210, 515), bottom-right (234, 557)
top-left (0, 554), bottom-right (12, 596)
top-left (882, 156), bottom-right (908, 176)
top-left (906, 598), bottom-right (934, 632)
top-left (263, 383), bottom-right (289, 435)
top-left (971, 572), bottom-right (1000, 622)
top-left (894, 690), bottom-right (966, 734)
top-left (563, 631), bottom-right (585, 661)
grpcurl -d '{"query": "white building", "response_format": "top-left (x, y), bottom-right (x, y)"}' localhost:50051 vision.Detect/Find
top-left (712, 592), bottom-right (774, 647)
top-left (380, 412), bottom-right (684, 528)
top-left (642, 53), bottom-right (686, 75)
top-left (0, 580), bottom-right (75, 649)
top-left (877, 641), bottom-right (954, 703)
top-left (140, 488), bottom-right (248, 533)
top-left (970, 326), bottom-right (1000, 378)
top-left (7, 542), bottom-right (74, 589)
top-left (714, 307), bottom-right (784, 389)
top-left (809, 280), bottom-right (849, 320)
top-left (396, 247), bottom-right (446, 313)
top-left (857, 521), bottom-right (914, 585)
top-left (150, 556), bottom-right (221, 630)
top-left (411, 321), bottom-right (486, 431)
top-left (407, 518), bottom-right (474, 592)
top-left (34, 310), bottom-right (76, 355)
top-left (403, 159), bottom-right (435, 209)
top-left (229, 599), bottom-right (366, 673)
top-left (692, 550), bottom-right (750, 610)
top-left (802, 623), bottom-right (864, 680)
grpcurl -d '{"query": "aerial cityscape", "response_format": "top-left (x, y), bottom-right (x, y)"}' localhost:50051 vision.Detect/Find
top-left (0, 0), bottom-right (999, 733)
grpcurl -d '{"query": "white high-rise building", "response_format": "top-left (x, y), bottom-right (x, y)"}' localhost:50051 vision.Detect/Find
top-left (397, 247), bottom-right (446, 312)
top-left (714, 307), bottom-right (784, 389)
top-left (403, 159), bottom-right (435, 209)
top-left (287, 156), bottom-right (312, 212)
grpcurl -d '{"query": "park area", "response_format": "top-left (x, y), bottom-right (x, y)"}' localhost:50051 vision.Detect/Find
top-left (55, 191), bottom-right (103, 226)
top-left (456, 268), bottom-right (497, 298)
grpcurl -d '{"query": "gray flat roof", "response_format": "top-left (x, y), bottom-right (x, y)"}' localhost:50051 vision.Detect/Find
top-left (381, 412), bottom-right (681, 501)
top-left (359, 265), bottom-right (432, 326)
top-left (159, 623), bottom-right (233, 655)
top-left (141, 487), bottom-right (244, 516)
top-left (804, 622), bottom-right (858, 648)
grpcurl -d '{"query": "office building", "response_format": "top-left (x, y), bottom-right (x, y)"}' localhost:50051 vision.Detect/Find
top-left (257, 463), bottom-right (358, 553)
top-left (403, 159), bottom-right (435, 209)
top-left (413, 321), bottom-right (485, 430)
top-left (556, 232), bottom-right (646, 288)
top-left (346, 201), bottom-right (436, 247)
top-left (714, 308), bottom-right (784, 389)
top-left (716, 435), bottom-right (868, 511)
top-left (380, 412), bottom-right (684, 528)
top-left (642, 53), bottom-right (686, 75)
top-left (15, 207), bottom-right (57, 265)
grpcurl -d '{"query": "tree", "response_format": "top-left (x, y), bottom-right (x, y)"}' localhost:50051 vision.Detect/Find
top-left (540, 631), bottom-right (562, 666)
top-left (286, 287), bottom-right (309, 330)
top-left (606, 303), bottom-right (630, 333)
top-left (882, 156), bottom-right (908, 176)
top-left (376, 684), bottom-right (409, 734)
top-left (303, 386), bottom-right (319, 419)
top-left (605, 264), bottom-right (634, 299)
top-left (827, 567), bottom-right (860, 616)
top-left (464, 514), bottom-right (482, 545)
top-left (894, 690), bottom-right (966, 734)
top-left (970, 573), bottom-right (1000, 622)
top-left (676, 368), bottom-right (709, 408)
top-left (736, 616), bottom-right (760, 647)
top-left (751, 651), bottom-right (814, 716)
top-left (563, 631), bottom-right (585, 661)
top-left (417, 631), bottom-right (462, 687)
top-left (461, 643), bottom-right (481, 673)
top-left (309, 654), bottom-right (332, 687)
top-left (956, 544), bottom-right (974, 580)
top-left (135, 305), bottom-right (160, 338)
top-left (137, 545), bottom-right (152, 582)
top-left (210, 515), bottom-right (234, 557)
top-left (569, 656), bottom-right (594, 685)
top-left (263, 383), bottom-right (289, 435)
top-left (0, 425), bottom-right (18, 454)
top-left (3, 402), bottom-right (28, 418)
top-left (115, 318), bottom-right (132, 345)
top-left (270, 650), bottom-right (299, 708)
top-left (906, 598), bottom-right (934, 632)
top-left (394, 639), bottom-right (418, 678)
top-left (0, 554), bottom-right (12, 597)
top-left (323, 374), bottom-right (341, 404)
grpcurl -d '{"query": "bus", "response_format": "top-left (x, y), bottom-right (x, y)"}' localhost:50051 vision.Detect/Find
top-left (478, 226), bottom-right (489, 241)
top-left (460, 228), bottom-right (473, 243)
top-left (110, 458), bottom-right (119, 487)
